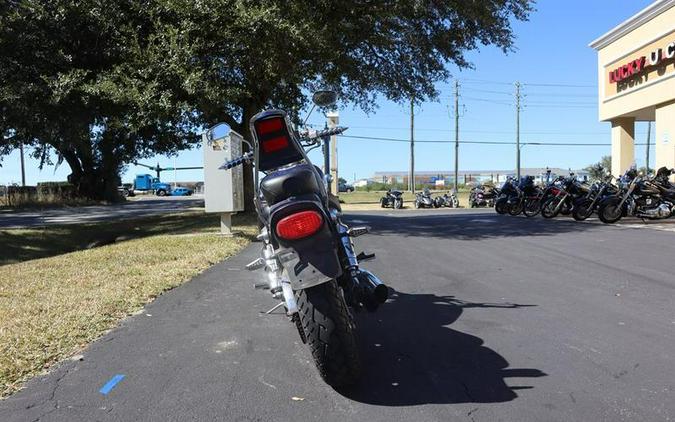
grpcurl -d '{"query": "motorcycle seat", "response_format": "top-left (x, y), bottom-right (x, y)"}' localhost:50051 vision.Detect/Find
top-left (260, 163), bottom-right (323, 205)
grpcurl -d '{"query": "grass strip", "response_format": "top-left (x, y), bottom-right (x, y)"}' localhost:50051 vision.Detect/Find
top-left (0, 212), bottom-right (256, 397)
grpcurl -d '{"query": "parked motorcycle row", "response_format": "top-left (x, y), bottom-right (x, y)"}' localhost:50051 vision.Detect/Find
top-left (379, 188), bottom-right (460, 209)
top-left (495, 167), bottom-right (675, 223)
top-left (414, 188), bottom-right (460, 209)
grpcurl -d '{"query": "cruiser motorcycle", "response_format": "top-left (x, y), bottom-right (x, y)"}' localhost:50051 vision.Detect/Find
top-left (495, 177), bottom-right (518, 214)
top-left (216, 92), bottom-right (388, 387)
top-left (572, 174), bottom-right (619, 221)
top-left (469, 184), bottom-right (496, 208)
top-left (507, 175), bottom-right (543, 217)
top-left (541, 174), bottom-right (590, 219)
top-left (598, 167), bottom-right (675, 224)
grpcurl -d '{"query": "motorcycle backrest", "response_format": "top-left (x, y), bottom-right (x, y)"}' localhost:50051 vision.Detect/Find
top-left (250, 110), bottom-right (305, 172)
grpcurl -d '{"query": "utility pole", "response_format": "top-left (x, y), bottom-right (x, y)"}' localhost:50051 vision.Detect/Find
top-left (454, 80), bottom-right (459, 192)
top-left (19, 143), bottom-right (26, 186)
top-left (645, 121), bottom-right (651, 174)
top-left (327, 111), bottom-right (339, 194)
top-left (322, 121), bottom-right (331, 194)
top-left (515, 81), bottom-right (521, 180)
top-left (409, 98), bottom-right (415, 193)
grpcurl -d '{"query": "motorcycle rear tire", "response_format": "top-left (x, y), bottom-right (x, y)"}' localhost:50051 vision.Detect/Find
top-left (296, 280), bottom-right (361, 388)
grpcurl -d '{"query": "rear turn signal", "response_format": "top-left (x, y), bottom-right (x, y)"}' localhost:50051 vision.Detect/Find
top-left (276, 210), bottom-right (323, 240)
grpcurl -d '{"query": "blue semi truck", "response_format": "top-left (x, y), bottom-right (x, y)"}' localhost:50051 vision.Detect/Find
top-left (119, 174), bottom-right (172, 197)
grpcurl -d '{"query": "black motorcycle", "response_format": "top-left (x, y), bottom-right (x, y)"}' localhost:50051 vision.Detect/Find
top-left (218, 92), bottom-right (388, 387)
top-left (469, 184), bottom-right (496, 208)
top-left (495, 177), bottom-right (518, 214)
top-left (572, 174), bottom-right (619, 221)
top-left (541, 174), bottom-right (591, 219)
top-left (414, 188), bottom-right (435, 208)
top-left (434, 190), bottom-right (460, 208)
top-left (598, 167), bottom-right (675, 223)
top-left (380, 189), bottom-right (404, 209)
top-left (507, 176), bottom-right (543, 217)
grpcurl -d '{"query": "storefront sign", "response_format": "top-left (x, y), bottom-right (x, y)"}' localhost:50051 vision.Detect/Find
top-left (608, 39), bottom-right (675, 84)
top-left (604, 30), bottom-right (675, 97)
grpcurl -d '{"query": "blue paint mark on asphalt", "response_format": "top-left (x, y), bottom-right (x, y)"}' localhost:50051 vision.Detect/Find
top-left (99, 374), bottom-right (125, 395)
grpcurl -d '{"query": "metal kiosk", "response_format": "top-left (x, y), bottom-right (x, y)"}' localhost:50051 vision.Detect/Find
top-left (202, 124), bottom-right (245, 235)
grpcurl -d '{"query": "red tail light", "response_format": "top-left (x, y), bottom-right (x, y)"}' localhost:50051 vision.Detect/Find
top-left (276, 210), bottom-right (323, 240)
top-left (255, 117), bottom-right (290, 153)
top-left (256, 117), bottom-right (284, 135)
top-left (261, 135), bottom-right (289, 153)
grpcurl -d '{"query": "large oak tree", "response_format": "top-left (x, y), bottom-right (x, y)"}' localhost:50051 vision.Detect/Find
top-left (1, 0), bottom-right (533, 202)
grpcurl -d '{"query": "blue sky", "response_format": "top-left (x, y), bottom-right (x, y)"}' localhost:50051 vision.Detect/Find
top-left (0, 0), bottom-right (657, 186)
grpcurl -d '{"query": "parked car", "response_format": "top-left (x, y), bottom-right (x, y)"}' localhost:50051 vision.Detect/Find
top-left (171, 187), bottom-right (193, 196)
top-left (118, 183), bottom-right (135, 197)
top-left (338, 182), bottom-right (354, 193)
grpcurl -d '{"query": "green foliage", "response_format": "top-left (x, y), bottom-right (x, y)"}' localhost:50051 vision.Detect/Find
top-left (584, 156), bottom-right (611, 181)
top-left (1, 0), bottom-right (534, 200)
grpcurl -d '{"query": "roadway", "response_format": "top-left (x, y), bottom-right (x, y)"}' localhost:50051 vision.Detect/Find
top-left (0, 196), bottom-right (204, 229)
top-left (1, 210), bottom-right (673, 421)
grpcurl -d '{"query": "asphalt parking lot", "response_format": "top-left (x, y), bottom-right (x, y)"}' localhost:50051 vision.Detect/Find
top-left (1, 209), bottom-right (673, 421)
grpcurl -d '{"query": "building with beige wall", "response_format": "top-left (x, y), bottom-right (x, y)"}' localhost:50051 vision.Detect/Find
top-left (589, 0), bottom-right (675, 178)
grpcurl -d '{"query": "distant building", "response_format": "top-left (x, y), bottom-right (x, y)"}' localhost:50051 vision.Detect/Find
top-left (353, 179), bottom-right (373, 188)
top-left (371, 168), bottom-right (589, 186)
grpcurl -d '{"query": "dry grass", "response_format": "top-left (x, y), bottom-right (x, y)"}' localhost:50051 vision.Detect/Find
top-left (339, 190), bottom-right (470, 211)
top-left (0, 212), bottom-right (256, 397)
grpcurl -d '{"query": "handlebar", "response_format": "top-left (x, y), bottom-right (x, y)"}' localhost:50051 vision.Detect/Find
top-left (299, 126), bottom-right (348, 144)
top-left (219, 126), bottom-right (348, 170)
top-left (219, 151), bottom-right (253, 170)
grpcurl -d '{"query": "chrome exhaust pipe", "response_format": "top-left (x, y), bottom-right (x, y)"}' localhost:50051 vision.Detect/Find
top-left (358, 270), bottom-right (389, 310)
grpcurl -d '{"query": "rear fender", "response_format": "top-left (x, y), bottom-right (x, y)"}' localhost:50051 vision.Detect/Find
top-left (269, 195), bottom-right (342, 290)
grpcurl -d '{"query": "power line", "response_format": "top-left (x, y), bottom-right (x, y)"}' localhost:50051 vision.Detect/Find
top-left (338, 134), bottom-right (647, 146)
top-left (525, 92), bottom-right (598, 98)
top-left (461, 96), bottom-right (513, 106)
top-left (456, 78), bottom-right (596, 89)
top-left (523, 82), bottom-right (596, 88)
top-left (331, 124), bottom-right (651, 136)
top-left (462, 88), bottom-right (513, 95)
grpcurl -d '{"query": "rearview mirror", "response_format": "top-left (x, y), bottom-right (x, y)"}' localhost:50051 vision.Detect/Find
top-left (205, 122), bottom-right (231, 143)
top-left (312, 90), bottom-right (338, 108)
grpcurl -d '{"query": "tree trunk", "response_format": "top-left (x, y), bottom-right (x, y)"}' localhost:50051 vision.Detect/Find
top-left (240, 106), bottom-right (258, 212)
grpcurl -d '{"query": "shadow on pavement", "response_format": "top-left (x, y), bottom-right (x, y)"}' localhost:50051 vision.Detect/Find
top-left (347, 212), bottom-right (597, 241)
top-left (345, 291), bottom-right (546, 405)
